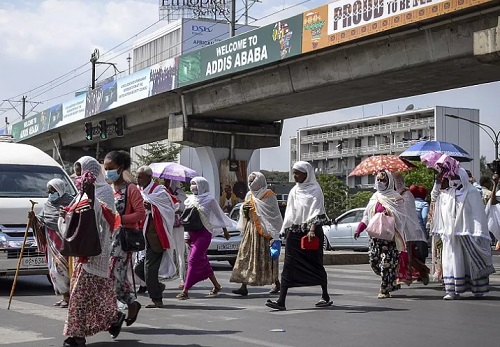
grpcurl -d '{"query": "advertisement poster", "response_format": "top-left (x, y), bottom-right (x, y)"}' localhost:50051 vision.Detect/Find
top-left (149, 57), bottom-right (178, 97)
top-left (112, 68), bottom-right (151, 109)
top-left (219, 159), bottom-right (248, 214)
top-left (302, 0), bottom-right (495, 52)
top-left (11, 113), bottom-right (42, 141)
top-left (178, 14), bottom-right (303, 87)
top-left (57, 93), bottom-right (87, 128)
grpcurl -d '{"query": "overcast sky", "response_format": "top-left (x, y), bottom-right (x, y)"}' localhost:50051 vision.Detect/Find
top-left (1, 0), bottom-right (499, 171)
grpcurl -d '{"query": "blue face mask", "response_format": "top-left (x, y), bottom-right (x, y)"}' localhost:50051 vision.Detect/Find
top-left (48, 192), bottom-right (59, 201)
top-left (105, 169), bottom-right (120, 182)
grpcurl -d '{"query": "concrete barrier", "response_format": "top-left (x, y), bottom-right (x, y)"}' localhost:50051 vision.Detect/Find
top-left (279, 250), bottom-right (369, 265)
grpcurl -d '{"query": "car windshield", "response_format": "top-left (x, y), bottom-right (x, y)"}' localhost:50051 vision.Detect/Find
top-left (0, 164), bottom-right (76, 198)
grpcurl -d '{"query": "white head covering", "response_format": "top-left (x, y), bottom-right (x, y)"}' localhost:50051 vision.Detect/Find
top-left (392, 172), bottom-right (427, 242)
top-left (237, 172), bottom-right (283, 239)
top-left (281, 161), bottom-right (326, 233)
top-left (76, 156), bottom-right (115, 211)
top-left (47, 178), bottom-right (66, 196)
top-left (169, 180), bottom-right (187, 213)
top-left (185, 177), bottom-right (236, 232)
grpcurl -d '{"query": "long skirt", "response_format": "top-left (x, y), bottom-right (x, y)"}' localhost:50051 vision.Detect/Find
top-left (230, 220), bottom-right (279, 286)
top-left (396, 242), bottom-right (430, 286)
top-left (46, 228), bottom-right (70, 295)
top-left (442, 234), bottom-right (495, 295)
top-left (281, 226), bottom-right (328, 288)
top-left (63, 264), bottom-right (117, 337)
top-left (184, 228), bottom-right (214, 290)
top-left (369, 238), bottom-right (399, 294)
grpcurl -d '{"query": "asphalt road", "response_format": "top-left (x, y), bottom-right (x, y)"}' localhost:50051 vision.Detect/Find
top-left (1, 255), bottom-right (500, 347)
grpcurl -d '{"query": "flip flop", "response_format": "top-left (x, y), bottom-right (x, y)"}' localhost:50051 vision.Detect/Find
top-left (208, 286), bottom-right (222, 296)
top-left (315, 299), bottom-right (333, 307)
top-left (266, 299), bottom-right (286, 311)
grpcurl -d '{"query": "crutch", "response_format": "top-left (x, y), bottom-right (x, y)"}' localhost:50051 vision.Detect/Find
top-left (8, 200), bottom-right (37, 310)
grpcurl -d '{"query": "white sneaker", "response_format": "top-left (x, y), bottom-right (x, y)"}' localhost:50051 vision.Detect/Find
top-left (443, 293), bottom-right (460, 300)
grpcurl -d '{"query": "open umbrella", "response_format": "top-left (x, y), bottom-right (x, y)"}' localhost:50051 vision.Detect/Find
top-left (149, 162), bottom-right (198, 182)
top-left (348, 155), bottom-right (416, 177)
top-left (399, 140), bottom-right (472, 162)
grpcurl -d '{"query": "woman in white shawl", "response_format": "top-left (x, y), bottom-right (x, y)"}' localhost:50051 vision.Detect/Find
top-left (61, 156), bottom-right (124, 347)
top-left (176, 177), bottom-right (235, 300)
top-left (392, 173), bottom-right (430, 286)
top-left (433, 168), bottom-right (495, 300)
top-left (266, 161), bottom-right (331, 311)
top-left (230, 172), bottom-right (282, 296)
top-left (354, 170), bottom-right (405, 299)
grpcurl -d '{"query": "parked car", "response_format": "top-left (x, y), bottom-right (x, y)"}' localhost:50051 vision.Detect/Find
top-left (207, 203), bottom-right (242, 267)
top-left (322, 207), bottom-right (369, 251)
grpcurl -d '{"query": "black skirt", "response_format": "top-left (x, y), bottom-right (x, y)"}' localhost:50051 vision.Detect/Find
top-left (281, 224), bottom-right (328, 288)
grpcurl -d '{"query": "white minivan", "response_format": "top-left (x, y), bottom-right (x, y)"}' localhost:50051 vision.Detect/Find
top-left (0, 140), bottom-right (76, 278)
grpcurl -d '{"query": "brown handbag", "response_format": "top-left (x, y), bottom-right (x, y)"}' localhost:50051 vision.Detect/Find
top-left (60, 199), bottom-right (102, 257)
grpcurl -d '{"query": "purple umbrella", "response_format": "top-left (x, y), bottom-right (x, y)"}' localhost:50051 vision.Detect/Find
top-left (149, 162), bottom-right (198, 182)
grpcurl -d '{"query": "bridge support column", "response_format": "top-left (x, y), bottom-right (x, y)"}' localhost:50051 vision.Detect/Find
top-left (169, 114), bottom-right (281, 199)
top-left (474, 16), bottom-right (500, 65)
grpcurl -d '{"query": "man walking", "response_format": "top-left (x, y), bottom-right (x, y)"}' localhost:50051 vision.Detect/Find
top-left (135, 166), bottom-right (176, 308)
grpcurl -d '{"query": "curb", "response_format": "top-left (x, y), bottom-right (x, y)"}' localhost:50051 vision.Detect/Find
top-left (279, 251), bottom-right (369, 265)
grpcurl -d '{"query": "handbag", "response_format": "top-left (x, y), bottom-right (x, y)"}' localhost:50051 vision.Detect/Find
top-left (61, 199), bottom-right (102, 257)
top-left (301, 235), bottom-right (320, 250)
top-left (366, 212), bottom-right (395, 241)
top-left (270, 240), bottom-right (281, 260)
top-left (180, 207), bottom-right (204, 231)
top-left (119, 184), bottom-right (145, 253)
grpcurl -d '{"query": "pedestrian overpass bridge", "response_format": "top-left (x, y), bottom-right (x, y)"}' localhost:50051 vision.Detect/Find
top-left (17, 0), bottom-right (500, 192)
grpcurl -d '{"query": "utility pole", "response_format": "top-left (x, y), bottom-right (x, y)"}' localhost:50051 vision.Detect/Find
top-left (90, 49), bottom-right (100, 90)
top-left (21, 96), bottom-right (26, 120)
top-left (127, 54), bottom-right (131, 75)
top-left (229, 0), bottom-right (236, 37)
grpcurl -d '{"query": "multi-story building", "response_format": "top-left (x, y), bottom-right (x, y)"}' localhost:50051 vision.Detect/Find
top-left (290, 106), bottom-right (480, 188)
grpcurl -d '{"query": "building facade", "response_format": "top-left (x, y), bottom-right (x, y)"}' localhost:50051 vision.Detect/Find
top-left (289, 106), bottom-right (480, 187)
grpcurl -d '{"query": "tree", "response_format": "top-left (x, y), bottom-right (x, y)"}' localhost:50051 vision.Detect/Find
top-left (134, 141), bottom-right (182, 167)
top-left (401, 162), bottom-right (435, 196)
top-left (260, 170), bottom-right (289, 183)
top-left (316, 174), bottom-right (348, 218)
top-left (480, 155), bottom-right (491, 180)
top-left (348, 191), bottom-right (373, 209)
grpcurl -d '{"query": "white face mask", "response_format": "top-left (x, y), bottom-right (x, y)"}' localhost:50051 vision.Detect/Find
top-left (375, 181), bottom-right (387, 191)
top-left (190, 185), bottom-right (198, 195)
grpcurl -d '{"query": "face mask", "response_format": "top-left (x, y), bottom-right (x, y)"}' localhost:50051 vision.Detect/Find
top-left (105, 169), bottom-right (120, 182)
top-left (48, 192), bottom-right (59, 201)
top-left (190, 185), bottom-right (198, 195)
top-left (375, 181), bottom-right (387, 191)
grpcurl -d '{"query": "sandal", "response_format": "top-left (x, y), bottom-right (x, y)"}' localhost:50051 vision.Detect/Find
top-left (208, 286), bottom-right (222, 296)
top-left (54, 299), bottom-right (65, 307)
top-left (176, 292), bottom-right (189, 300)
top-left (315, 299), bottom-right (333, 307)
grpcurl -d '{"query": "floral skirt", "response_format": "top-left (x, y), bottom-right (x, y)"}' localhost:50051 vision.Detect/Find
top-left (369, 238), bottom-right (399, 294)
top-left (63, 264), bottom-right (117, 338)
top-left (230, 221), bottom-right (279, 286)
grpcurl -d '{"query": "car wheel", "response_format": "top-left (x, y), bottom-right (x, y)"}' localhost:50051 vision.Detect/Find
top-left (323, 238), bottom-right (331, 251)
top-left (228, 259), bottom-right (236, 268)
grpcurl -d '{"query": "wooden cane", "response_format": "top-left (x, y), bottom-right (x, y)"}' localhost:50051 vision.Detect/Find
top-left (8, 200), bottom-right (38, 310)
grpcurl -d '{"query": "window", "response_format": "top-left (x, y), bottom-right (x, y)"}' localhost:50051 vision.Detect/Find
top-left (368, 175), bottom-right (375, 184)
top-left (355, 138), bottom-right (362, 148)
top-left (355, 176), bottom-right (361, 185)
top-left (368, 137), bottom-right (375, 146)
top-left (337, 211), bottom-right (358, 224)
top-left (0, 165), bottom-right (76, 198)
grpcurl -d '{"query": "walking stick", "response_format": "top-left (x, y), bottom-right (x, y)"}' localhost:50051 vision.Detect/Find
top-left (8, 200), bottom-right (38, 310)
top-left (130, 255), bottom-right (137, 298)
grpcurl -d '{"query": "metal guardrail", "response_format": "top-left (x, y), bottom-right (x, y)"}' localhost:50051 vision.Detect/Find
top-left (301, 117), bottom-right (434, 144)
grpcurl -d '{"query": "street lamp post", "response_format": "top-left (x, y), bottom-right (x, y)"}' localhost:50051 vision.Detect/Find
top-left (444, 114), bottom-right (499, 159)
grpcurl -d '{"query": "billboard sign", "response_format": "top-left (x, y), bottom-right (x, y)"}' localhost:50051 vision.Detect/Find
top-left (181, 18), bottom-right (255, 54)
top-left (178, 14), bottom-right (303, 86)
top-left (302, 0), bottom-right (495, 53)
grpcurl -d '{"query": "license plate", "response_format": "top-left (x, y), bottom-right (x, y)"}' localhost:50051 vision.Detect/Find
top-left (217, 243), bottom-right (239, 251)
top-left (22, 256), bottom-right (47, 268)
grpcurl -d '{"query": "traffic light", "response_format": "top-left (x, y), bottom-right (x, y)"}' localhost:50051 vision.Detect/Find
top-left (84, 122), bottom-right (93, 141)
top-left (115, 116), bottom-right (124, 137)
top-left (99, 120), bottom-right (107, 139)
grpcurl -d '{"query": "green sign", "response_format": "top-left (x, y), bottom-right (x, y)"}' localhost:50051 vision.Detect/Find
top-left (178, 14), bottom-right (303, 87)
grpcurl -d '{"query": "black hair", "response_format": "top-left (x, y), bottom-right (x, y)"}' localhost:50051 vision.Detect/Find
top-left (105, 150), bottom-right (131, 170)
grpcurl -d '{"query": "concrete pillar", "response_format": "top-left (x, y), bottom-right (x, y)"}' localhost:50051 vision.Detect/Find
top-left (474, 16), bottom-right (500, 65)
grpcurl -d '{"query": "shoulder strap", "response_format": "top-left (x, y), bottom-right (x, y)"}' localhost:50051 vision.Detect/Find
top-left (120, 183), bottom-right (129, 216)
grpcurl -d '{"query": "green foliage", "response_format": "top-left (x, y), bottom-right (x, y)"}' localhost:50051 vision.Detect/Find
top-left (401, 162), bottom-right (435, 194)
top-left (316, 174), bottom-right (348, 218)
top-left (134, 141), bottom-right (182, 167)
top-left (260, 170), bottom-right (289, 183)
top-left (348, 191), bottom-right (373, 209)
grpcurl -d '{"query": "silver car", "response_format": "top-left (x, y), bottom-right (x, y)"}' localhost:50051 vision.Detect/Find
top-left (322, 207), bottom-right (369, 251)
top-left (207, 203), bottom-right (242, 267)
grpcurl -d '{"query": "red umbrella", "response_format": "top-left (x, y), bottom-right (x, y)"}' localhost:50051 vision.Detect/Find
top-left (348, 155), bottom-right (416, 177)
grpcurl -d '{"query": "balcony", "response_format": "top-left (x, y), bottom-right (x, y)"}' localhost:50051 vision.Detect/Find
top-left (300, 117), bottom-right (434, 144)
top-left (300, 138), bottom-right (432, 161)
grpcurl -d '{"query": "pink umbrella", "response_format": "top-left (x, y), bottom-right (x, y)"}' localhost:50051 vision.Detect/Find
top-left (149, 162), bottom-right (198, 182)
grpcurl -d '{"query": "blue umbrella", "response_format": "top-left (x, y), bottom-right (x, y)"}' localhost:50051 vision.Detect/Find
top-left (399, 141), bottom-right (473, 162)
